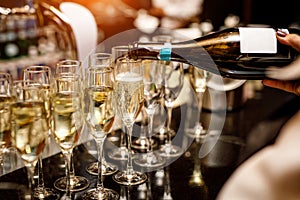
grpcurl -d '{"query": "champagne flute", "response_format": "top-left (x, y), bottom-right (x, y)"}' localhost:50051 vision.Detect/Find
top-left (108, 46), bottom-right (131, 161)
top-left (113, 58), bottom-right (147, 185)
top-left (53, 60), bottom-right (90, 192)
top-left (10, 82), bottom-right (49, 199)
top-left (186, 66), bottom-right (210, 138)
top-left (56, 60), bottom-right (83, 75)
top-left (0, 72), bottom-right (14, 173)
top-left (86, 53), bottom-right (118, 176)
top-left (134, 60), bottom-right (165, 168)
top-left (159, 62), bottom-right (184, 157)
top-left (22, 66), bottom-right (60, 199)
top-left (151, 35), bottom-right (176, 140)
top-left (81, 67), bottom-right (119, 199)
top-left (51, 74), bottom-right (85, 199)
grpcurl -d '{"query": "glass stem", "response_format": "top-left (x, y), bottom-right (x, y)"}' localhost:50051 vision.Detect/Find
top-left (69, 153), bottom-right (75, 180)
top-left (197, 92), bottom-right (204, 114)
top-left (140, 108), bottom-right (147, 139)
top-left (0, 149), bottom-right (4, 175)
top-left (64, 151), bottom-right (72, 199)
top-left (148, 112), bottom-right (154, 153)
top-left (120, 130), bottom-right (127, 148)
top-left (37, 156), bottom-right (45, 192)
top-left (96, 137), bottom-right (105, 193)
top-left (25, 162), bottom-right (36, 199)
top-left (195, 91), bottom-right (205, 135)
top-left (166, 105), bottom-right (173, 147)
top-left (126, 124), bottom-right (134, 175)
top-left (163, 166), bottom-right (172, 199)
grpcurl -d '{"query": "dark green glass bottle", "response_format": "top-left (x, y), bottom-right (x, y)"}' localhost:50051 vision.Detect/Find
top-left (130, 27), bottom-right (300, 79)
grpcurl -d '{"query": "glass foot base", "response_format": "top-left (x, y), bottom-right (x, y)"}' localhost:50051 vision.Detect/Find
top-left (159, 144), bottom-right (183, 157)
top-left (81, 188), bottom-right (119, 200)
top-left (185, 126), bottom-right (207, 139)
top-left (134, 152), bottom-right (165, 168)
top-left (108, 147), bottom-right (129, 161)
top-left (113, 170), bottom-right (147, 186)
top-left (153, 128), bottom-right (175, 140)
top-left (33, 187), bottom-right (60, 200)
top-left (132, 137), bottom-right (157, 151)
top-left (54, 176), bottom-right (89, 192)
top-left (86, 162), bottom-right (118, 176)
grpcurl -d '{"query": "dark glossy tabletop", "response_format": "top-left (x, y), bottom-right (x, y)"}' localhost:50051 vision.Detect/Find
top-left (0, 85), bottom-right (299, 200)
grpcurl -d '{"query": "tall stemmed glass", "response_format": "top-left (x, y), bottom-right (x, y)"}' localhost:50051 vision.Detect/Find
top-left (108, 46), bottom-right (131, 160)
top-left (10, 81), bottom-right (49, 199)
top-left (87, 53), bottom-right (118, 176)
top-left (51, 74), bottom-right (84, 199)
top-left (53, 59), bottom-right (90, 192)
top-left (151, 35), bottom-right (175, 140)
top-left (111, 46), bottom-right (151, 152)
top-left (113, 58), bottom-right (147, 185)
top-left (81, 67), bottom-right (119, 199)
top-left (134, 60), bottom-right (165, 168)
top-left (159, 62), bottom-right (184, 157)
top-left (186, 66), bottom-right (210, 138)
top-left (0, 72), bottom-right (14, 174)
top-left (22, 65), bottom-right (60, 199)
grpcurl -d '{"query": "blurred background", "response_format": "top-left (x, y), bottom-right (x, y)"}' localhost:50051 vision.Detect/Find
top-left (46, 0), bottom-right (300, 40)
top-left (1, 0), bottom-right (300, 78)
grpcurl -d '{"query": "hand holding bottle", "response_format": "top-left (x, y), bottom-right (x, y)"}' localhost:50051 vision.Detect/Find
top-left (263, 30), bottom-right (300, 95)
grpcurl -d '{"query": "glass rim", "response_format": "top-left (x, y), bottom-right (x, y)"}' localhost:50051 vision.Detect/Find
top-left (116, 57), bottom-right (141, 63)
top-left (89, 52), bottom-right (112, 58)
top-left (56, 59), bottom-right (82, 67)
top-left (0, 71), bottom-right (12, 81)
top-left (23, 65), bottom-right (51, 72)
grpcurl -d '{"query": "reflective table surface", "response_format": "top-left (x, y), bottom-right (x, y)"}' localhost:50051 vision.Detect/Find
top-left (0, 85), bottom-right (298, 200)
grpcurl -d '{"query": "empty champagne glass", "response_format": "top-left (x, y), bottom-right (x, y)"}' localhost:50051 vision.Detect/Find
top-left (113, 58), bottom-right (147, 185)
top-left (81, 67), bottom-right (119, 199)
top-left (11, 81), bottom-right (49, 199)
top-left (186, 66), bottom-right (210, 138)
top-left (134, 60), bottom-right (165, 168)
top-left (86, 53), bottom-right (118, 176)
top-left (0, 72), bottom-right (14, 174)
top-left (53, 60), bottom-right (90, 192)
top-left (22, 66), bottom-right (60, 199)
top-left (51, 74), bottom-right (85, 199)
top-left (151, 35), bottom-right (176, 140)
top-left (159, 62), bottom-right (184, 157)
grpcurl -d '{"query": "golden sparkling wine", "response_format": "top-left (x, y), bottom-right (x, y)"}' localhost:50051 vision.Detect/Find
top-left (51, 92), bottom-right (82, 151)
top-left (114, 72), bottom-right (144, 125)
top-left (11, 102), bottom-right (48, 164)
top-left (0, 96), bottom-right (15, 150)
top-left (84, 86), bottom-right (115, 139)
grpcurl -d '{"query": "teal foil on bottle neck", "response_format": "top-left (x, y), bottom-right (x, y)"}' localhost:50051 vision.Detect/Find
top-left (159, 47), bottom-right (171, 61)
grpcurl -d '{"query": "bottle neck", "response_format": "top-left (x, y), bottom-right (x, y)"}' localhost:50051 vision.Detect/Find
top-left (134, 38), bottom-right (206, 62)
top-left (135, 40), bottom-right (197, 50)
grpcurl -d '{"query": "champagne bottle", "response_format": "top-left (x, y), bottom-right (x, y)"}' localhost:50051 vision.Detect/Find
top-left (129, 27), bottom-right (300, 79)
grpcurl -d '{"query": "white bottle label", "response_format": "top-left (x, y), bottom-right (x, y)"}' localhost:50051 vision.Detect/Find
top-left (239, 27), bottom-right (277, 53)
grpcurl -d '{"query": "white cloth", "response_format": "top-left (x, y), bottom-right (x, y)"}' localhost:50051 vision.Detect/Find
top-left (59, 2), bottom-right (98, 62)
top-left (217, 109), bottom-right (300, 200)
